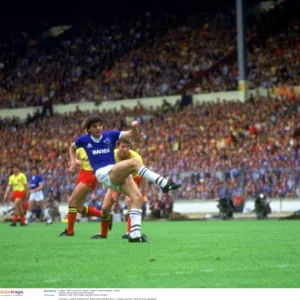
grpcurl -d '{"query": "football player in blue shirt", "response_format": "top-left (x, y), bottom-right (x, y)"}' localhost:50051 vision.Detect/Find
top-left (26, 167), bottom-right (52, 225)
top-left (68, 115), bottom-right (180, 242)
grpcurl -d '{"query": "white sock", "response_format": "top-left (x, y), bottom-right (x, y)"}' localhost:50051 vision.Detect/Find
top-left (26, 211), bottom-right (32, 222)
top-left (138, 166), bottom-right (168, 188)
top-left (129, 209), bottom-right (142, 239)
top-left (43, 209), bottom-right (52, 222)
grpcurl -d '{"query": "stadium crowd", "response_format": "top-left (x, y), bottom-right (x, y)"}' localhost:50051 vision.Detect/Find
top-left (0, 7), bottom-right (300, 209)
top-left (189, 19), bottom-right (300, 94)
top-left (2, 10), bottom-right (299, 110)
top-left (5, 10), bottom-right (300, 108)
top-left (90, 27), bottom-right (236, 101)
top-left (0, 92), bottom-right (299, 205)
top-left (0, 13), bottom-right (179, 108)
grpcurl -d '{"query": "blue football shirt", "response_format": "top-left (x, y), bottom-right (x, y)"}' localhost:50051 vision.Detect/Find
top-left (74, 130), bottom-right (122, 172)
top-left (29, 175), bottom-right (44, 190)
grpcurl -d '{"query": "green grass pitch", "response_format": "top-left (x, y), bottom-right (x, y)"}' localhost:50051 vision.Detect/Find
top-left (0, 220), bottom-right (299, 288)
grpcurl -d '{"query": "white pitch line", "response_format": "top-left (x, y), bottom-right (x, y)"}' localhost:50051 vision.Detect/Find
top-left (127, 263), bottom-right (300, 279)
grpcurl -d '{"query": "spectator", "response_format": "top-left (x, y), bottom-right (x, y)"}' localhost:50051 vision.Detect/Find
top-left (149, 194), bottom-right (162, 218)
top-left (161, 194), bottom-right (174, 218)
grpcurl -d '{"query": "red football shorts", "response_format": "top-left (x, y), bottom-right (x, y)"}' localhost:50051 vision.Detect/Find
top-left (133, 175), bottom-right (142, 186)
top-left (12, 191), bottom-right (25, 200)
top-left (76, 169), bottom-right (97, 190)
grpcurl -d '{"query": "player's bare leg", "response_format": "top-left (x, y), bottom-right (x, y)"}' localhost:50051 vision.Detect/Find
top-left (120, 177), bottom-right (147, 243)
top-left (109, 158), bottom-right (180, 193)
top-left (122, 195), bottom-right (148, 239)
top-left (122, 196), bottom-right (132, 238)
top-left (59, 183), bottom-right (102, 236)
top-left (106, 189), bottom-right (119, 231)
top-left (67, 183), bottom-right (90, 235)
top-left (91, 189), bottom-right (119, 239)
top-left (11, 199), bottom-right (19, 226)
top-left (11, 198), bottom-right (20, 226)
top-left (38, 200), bottom-right (52, 225)
top-left (25, 200), bottom-right (35, 224)
top-left (15, 198), bottom-right (26, 226)
top-left (59, 183), bottom-right (89, 236)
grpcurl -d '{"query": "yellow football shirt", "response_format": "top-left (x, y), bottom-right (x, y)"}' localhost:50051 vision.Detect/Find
top-left (8, 172), bottom-right (27, 191)
top-left (114, 149), bottom-right (143, 179)
top-left (76, 148), bottom-right (93, 171)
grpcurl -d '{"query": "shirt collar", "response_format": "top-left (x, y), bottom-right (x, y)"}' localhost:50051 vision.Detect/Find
top-left (90, 134), bottom-right (102, 143)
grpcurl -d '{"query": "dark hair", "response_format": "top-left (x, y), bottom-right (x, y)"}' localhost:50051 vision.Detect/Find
top-left (117, 139), bottom-right (131, 146)
top-left (85, 115), bottom-right (104, 132)
top-left (293, 127), bottom-right (300, 138)
top-left (12, 164), bottom-right (19, 169)
top-left (31, 166), bottom-right (39, 172)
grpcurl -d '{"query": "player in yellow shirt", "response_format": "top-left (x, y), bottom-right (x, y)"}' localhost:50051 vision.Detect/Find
top-left (91, 139), bottom-right (148, 239)
top-left (115, 141), bottom-right (149, 239)
top-left (4, 164), bottom-right (28, 226)
top-left (59, 121), bottom-right (103, 237)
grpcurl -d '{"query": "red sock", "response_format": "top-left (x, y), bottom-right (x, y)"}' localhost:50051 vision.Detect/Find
top-left (84, 206), bottom-right (101, 217)
top-left (67, 207), bottom-right (77, 234)
top-left (101, 220), bottom-right (110, 237)
top-left (13, 214), bottom-right (18, 223)
top-left (20, 214), bottom-right (25, 225)
top-left (127, 216), bottom-right (131, 233)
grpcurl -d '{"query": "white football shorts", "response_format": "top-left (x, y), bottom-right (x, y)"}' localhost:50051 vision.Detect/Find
top-left (29, 190), bottom-right (44, 202)
top-left (95, 165), bottom-right (121, 192)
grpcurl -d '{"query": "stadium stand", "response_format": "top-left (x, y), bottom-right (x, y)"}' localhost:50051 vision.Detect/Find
top-left (187, 19), bottom-right (300, 94)
top-left (0, 93), bottom-right (299, 204)
top-left (0, 13), bottom-right (180, 108)
top-left (0, 4), bottom-right (299, 206)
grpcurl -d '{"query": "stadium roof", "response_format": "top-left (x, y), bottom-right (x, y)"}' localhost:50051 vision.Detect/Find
top-left (0, 0), bottom-right (294, 34)
top-left (0, 0), bottom-right (265, 24)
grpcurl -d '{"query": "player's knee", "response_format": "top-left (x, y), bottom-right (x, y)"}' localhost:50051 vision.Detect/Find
top-left (125, 196), bottom-right (132, 207)
top-left (130, 157), bottom-right (141, 170)
top-left (77, 204), bottom-right (84, 213)
top-left (15, 199), bottom-right (22, 206)
top-left (101, 206), bottom-right (110, 217)
top-left (131, 193), bottom-right (143, 205)
top-left (111, 190), bottom-right (119, 202)
top-left (68, 196), bottom-right (76, 206)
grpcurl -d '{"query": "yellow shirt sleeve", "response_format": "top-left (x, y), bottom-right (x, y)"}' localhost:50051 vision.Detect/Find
top-left (76, 148), bottom-right (93, 171)
top-left (114, 149), bottom-right (119, 163)
top-left (129, 150), bottom-right (143, 164)
top-left (129, 150), bottom-right (143, 178)
top-left (114, 149), bottom-right (143, 179)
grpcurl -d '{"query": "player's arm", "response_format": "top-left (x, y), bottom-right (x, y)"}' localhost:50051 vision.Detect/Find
top-left (70, 149), bottom-right (82, 170)
top-left (69, 143), bottom-right (78, 175)
top-left (120, 121), bottom-right (140, 141)
top-left (75, 151), bottom-right (82, 166)
top-left (4, 184), bottom-right (12, 202)
top-left (70, 135), bottom-right (85, 175)
top-left (31, 180), bottom-right (44, 193)
top-left (24, 183), bottom-right (29, 199)
top-left (141, 178), bottom-right (148, 203)
top-left (33, 182), bottom-right (43, 192)
top-left (23, 175), bottom-right (29, 198)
